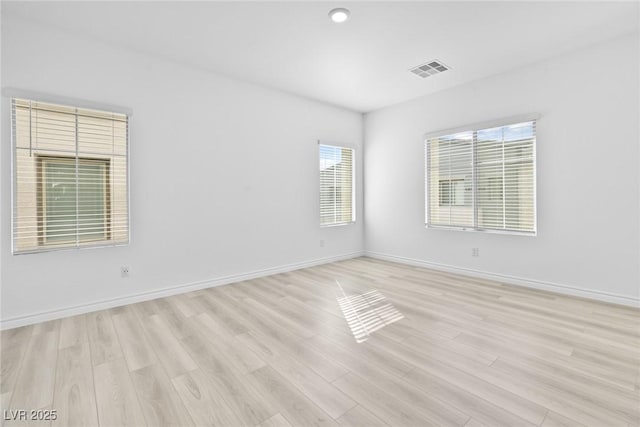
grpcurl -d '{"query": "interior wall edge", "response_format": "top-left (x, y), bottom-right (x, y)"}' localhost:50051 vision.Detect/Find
top-left (365, 251), bottom-right (640, 308)
top-left (0, 250), bottom-right (365, 330)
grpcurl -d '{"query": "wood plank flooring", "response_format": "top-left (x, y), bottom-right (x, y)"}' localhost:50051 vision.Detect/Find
top-left (1, 257), bottom-right (639, 426)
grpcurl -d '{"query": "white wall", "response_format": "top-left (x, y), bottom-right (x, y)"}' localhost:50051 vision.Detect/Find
top-left (364, 34), bottom-right (640, 304)
top-left (2, 16), bottom-right (638, 328)
top-left (0, 16), bottom-right (364, 327)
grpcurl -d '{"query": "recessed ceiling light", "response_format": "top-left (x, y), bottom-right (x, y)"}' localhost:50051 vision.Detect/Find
top-left (329, 8), bottom-right (350, 23)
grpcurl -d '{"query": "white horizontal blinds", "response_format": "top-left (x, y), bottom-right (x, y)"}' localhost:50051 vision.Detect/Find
top-left (41, 158), bottom-right (109, 244)
top-left (320, 144), bottom-right (354, 226)
top-left (12, 98), bottom-right (129, 253)
top-left (425, 119), bottom-right (536, 234)
top-left (426, 132), bottom-right (473, 227)
top-left (477, 121), bottom-right (535, 232)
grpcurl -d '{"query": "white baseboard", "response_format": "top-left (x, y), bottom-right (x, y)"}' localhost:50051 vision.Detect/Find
top-left (366, 251), bottom-right (640, 308)
top-left (0, 251), bottom-right (365, 330)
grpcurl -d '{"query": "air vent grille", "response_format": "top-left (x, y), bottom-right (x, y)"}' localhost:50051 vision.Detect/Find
top-left (410, 60), bottom-right (450, 78)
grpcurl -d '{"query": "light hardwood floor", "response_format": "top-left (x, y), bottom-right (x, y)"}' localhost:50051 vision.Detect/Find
top-left (1, 257), bottom-right (639, 426)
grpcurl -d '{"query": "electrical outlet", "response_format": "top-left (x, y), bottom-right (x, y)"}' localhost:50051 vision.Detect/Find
top-left (121, 266), bottom-right (130, 278)
top-left (320, 239), bottom-right (325, 247)
top-left (472, 248), bottom-right (479, 257)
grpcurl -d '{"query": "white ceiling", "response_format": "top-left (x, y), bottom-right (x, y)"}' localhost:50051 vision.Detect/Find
top-left (3, 1), bottom-right (639, 112)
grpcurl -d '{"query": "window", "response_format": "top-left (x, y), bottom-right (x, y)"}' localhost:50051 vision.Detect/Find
top-left (11, 98), bottom-right (129, 253)
top-left (319, 144), bottom-right (354, 226)
top-left (425, 118), bottom-right (536, 234)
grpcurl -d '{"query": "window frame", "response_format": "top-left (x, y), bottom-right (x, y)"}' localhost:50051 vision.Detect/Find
top-left (9, 91), bottom-right (131, 254)
top-left (424, 114), bottom-right (538, 236)
top-left (318, 142), bottom-right (356, 227)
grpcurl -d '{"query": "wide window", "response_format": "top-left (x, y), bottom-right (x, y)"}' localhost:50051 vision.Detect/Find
top-left (425, 118), bottom-right (536, 234)
top-left (319, 144), bottom-right (354, 226)
top-left (11, 98), bottom-right (129, 253)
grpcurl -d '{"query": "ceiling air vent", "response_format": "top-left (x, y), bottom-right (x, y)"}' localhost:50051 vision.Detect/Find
top-left (409, 60), bottom-right (450, 78)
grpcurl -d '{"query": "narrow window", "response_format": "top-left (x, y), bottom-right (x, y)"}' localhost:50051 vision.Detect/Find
top-left (319, 144), bottom-right (355, 226)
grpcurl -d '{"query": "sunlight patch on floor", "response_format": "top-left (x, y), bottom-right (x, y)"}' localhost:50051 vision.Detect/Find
top-left (336, 281), bottom-right (404, 343)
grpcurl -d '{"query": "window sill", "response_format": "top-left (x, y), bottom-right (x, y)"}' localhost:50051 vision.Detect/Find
top-left (13, 240), bottom-right (129, 255)
top-left (321, 221), bottom-right (356, 228)
top-left (425, 224), bottom-right (536, 237)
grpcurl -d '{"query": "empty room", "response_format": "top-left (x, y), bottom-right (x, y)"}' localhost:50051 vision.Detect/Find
top-left (1, 1), bottom-right (639, 426)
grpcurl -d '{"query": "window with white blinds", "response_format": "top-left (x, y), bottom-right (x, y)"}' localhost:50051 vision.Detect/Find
top-left (320, 144), bottom-right (354, 226)
top-left (425, 119), bottom-right (536, 234)
top-left (11, 98), bottom-right (129, 254)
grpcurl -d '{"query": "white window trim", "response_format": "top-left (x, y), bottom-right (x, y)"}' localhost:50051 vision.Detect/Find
top-left (423, 113), bottom-right (539, 141)
top-left (3, 87), bottom-right (133, 117)
top-left (424, 114), bottom-right (539, 236)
